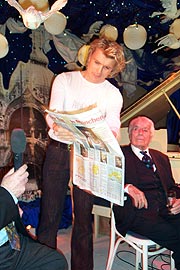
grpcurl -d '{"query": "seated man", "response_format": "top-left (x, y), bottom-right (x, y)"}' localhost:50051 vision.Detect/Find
top-left (114, 116), bottom-right (180, 270)
top-left (0, 164), bottom-right (68, 270)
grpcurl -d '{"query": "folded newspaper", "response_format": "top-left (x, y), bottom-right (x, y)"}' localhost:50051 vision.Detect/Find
top-left (46, 104), bottom-right (125, 206)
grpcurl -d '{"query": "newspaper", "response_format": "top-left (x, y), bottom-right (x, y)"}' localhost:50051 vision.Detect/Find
top-left (46, 104), bottom-right (125, 206)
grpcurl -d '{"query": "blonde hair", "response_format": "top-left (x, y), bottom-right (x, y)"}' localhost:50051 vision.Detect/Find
top-left (86, 38), bottom-right (125, 78)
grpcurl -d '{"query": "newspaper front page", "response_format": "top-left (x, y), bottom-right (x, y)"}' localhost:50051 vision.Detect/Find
top-left (46, 104), bottom-right (125, 206)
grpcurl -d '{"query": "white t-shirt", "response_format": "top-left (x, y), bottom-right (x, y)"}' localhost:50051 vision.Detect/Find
top-left (47, 71), bottom-right (123, 137)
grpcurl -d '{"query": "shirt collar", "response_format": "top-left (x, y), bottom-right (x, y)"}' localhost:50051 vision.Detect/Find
top-left (131, 144), bottom-right (149, 159)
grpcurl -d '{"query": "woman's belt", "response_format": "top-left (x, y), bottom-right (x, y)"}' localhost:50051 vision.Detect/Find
top-left (49, 138), bottom-right (71, 150)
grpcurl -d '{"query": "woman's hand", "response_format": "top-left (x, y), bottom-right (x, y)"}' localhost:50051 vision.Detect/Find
top-left (53, 123), bottom-right (75, 142)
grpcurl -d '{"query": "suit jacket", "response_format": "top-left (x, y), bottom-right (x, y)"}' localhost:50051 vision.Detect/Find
top-left (113, 144), bottom-right (180, 236)
top-left (0, 187), bottom-right (28, 236)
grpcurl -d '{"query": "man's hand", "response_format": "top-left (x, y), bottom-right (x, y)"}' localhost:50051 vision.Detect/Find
top-left (53, 123), bottom-right (75, 142)
top-left (168, 198), bottom-right (180, 215)
top-left (128, 185), bottom-right (148, 209)
top-left (1, 164), bottom-right (29, 198)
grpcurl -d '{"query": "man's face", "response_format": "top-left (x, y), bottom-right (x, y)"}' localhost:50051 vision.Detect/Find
top-left (85, 48), bottom-right (116, 83)
top-left (129, 118), bottom-right (153, 150)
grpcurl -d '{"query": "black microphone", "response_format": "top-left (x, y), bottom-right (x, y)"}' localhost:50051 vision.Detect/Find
top-left (10, 128), bottom-right (26, 171)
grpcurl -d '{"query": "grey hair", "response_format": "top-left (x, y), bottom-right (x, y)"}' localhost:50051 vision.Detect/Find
top-left (128, 116), bottom-right (155, 136)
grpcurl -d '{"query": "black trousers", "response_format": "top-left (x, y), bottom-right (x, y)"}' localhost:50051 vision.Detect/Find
top-left (71, 185), bottom-right (94, 270)
top-left (114, 205), bottom-right (180, 270)
top-left (132, 213), bottom-right (180, 270)
top-left (37, 140), bottom-right (70, 249)
top-left (37, 139), bottom-right (98, 270)
top-left (0, 234), bottom-right (68, 270)
top-left (37, 139), bottom-right (96, 270)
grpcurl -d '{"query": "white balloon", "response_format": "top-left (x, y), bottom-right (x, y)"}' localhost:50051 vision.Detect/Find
top-left (123, 24), bottom-right (147, 50)
top-left (44, 11), bottom-right (67, 35)
top-left (0, 34), bottom-right (9, 58)
top-left (99, 24), bottom-right (118, 41)
top-left (78, 45), bottom-right (90, 66)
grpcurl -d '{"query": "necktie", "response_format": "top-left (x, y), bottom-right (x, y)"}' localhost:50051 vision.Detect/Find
top-left (5, 222), bottom-right (21, 251)
top-left (140, 151), bottom-right (154, 170)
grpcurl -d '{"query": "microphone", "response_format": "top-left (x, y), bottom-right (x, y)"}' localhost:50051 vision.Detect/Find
top-left (10, 128), bottom-right (26, 171)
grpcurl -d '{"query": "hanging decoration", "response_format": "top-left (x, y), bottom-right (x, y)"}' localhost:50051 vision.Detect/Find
top-left (150, 0), bottom-right (180, 23)
top-left (81, 21), bottom-right (103, 43)
top-left (170, 18), bottom-right (180, 39)
top-left (44, 11), bottom-right (67, 35)
top-left (6, 0), bottom-right (68, 30)
top-left (18, 0), bottom-right (49, 12)
top-left (152, 18), bottom-right (180, 53)
top-left (0, 33), bottom-right (9, 58)
top-left (99, 24), bottom-right (118, 41)
top-left (123, 24), bottom-right (147, 50)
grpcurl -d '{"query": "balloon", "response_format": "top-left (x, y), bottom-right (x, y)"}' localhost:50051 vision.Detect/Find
top-left (0, 34), bottom-right (9, 58)
top-left (44, 11), bottom-right (67, 35)
top-left (99, 24), bottom-right (118, 41)
top-left (123, 24), bottom-right (147, 50)
top-left (77, 45), bottom-right (90, 66)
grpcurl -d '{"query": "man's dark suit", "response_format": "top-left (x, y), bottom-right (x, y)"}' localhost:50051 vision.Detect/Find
top-left (0, 187), bottom-right (68, 270)
top-left (113, 145), bottom-right (180, 270)
top-left (0, 186), bottom-right (27, 236)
